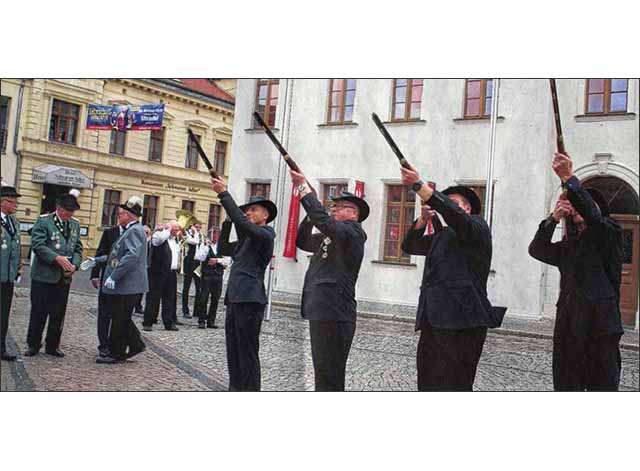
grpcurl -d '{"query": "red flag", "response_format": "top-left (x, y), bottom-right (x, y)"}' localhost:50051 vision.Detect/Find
top-left (283, 185), bottom-right (301, 258)
top-left (354, 180), bottom-right (365, 198)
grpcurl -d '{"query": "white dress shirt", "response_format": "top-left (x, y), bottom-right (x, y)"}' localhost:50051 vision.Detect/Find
top-left (152, 228), bottom-right (181, 270)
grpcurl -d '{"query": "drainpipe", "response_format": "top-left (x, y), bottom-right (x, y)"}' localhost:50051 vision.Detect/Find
top-left (484, 78), bottom-right (499, 231)
top-left (13, 79), bottom-right (26, 187)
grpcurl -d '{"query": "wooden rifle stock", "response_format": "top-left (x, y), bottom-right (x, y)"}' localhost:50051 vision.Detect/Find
top-left (371, 112), bottom-right (413, 170)
top-left (187, 128), bottom-right (219, 179)
top-left (252, 111), bottom-right (317, 195)
top-left (549, 79), bottom-right (567, 155)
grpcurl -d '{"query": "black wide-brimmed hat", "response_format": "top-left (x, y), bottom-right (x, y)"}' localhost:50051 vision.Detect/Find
top-left (0, 186), bottom-right (21, 198)
top-left (56, 192), bottom-right (80, 211)
top-left (442, 185), bottom-right (482, 215)
top-left (586, 188), bottom-right (610, 217)
top-left (239, 196), bottom-right (277, 223)
top-left (119, 196), bottom-right (143, 217)
top-left (331, 191), bottom-right (370, 222)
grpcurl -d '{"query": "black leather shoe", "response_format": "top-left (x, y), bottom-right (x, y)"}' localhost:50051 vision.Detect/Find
top-left (1, 352), bottom-right (17, 361)
top-left (165, 326), bottom-right (179, 331)
top-left (45, 348), bottom-right (65, 358)
top-left (126, 344), bottom-right (146, 359)
top-left (24, 347), bottom-right (40, 357)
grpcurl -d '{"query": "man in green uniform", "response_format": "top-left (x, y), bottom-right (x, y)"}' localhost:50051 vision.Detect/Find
top-left (1, 186), bottom-right (22, 361)
top-left (25, 190), bottom-right (83, 357)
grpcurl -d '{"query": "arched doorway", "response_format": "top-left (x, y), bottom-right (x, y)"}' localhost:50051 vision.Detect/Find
top-left (583, 176), bottom-right (640, 327)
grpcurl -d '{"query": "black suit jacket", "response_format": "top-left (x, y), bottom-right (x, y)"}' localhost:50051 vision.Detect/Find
top-left (296, 193), bottom-right (367, 322)
top-left (402, 191), bottom-right (505, 331)
top-left (90, 226), bottom-right (120, 282)
top-left (528, 176), bottom-right (623, 337)
top-left (218, 191), bottom-right (275, 305)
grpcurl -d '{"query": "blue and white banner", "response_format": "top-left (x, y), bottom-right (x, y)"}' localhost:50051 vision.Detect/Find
top-left (86, 104), bottom-right (165, 131)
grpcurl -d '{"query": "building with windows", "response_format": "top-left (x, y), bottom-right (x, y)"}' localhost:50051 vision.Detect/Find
top-left (228, 79), bottom-right (639, 327)
top-left (11, 79), bottom-right (235, 256)
top-left (0, 79), bottom-right (27, 186)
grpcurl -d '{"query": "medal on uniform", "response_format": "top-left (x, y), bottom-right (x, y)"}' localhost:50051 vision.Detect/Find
top-left (1, 243), bottom-right (7, 250)
top-left (323, 237), bottom-right (332, 245)
top-left (111, 258), bottom-right (119, 268)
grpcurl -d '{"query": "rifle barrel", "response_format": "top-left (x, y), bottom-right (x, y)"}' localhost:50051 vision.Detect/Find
top-left (371, 112), bottom-right (412, 169)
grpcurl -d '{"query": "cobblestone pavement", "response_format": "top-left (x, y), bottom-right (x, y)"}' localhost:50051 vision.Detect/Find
top-left (2, 289), bottom-right (638, 392)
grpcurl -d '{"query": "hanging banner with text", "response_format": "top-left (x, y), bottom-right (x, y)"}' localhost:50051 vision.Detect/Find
top-left (354, 180), bottom-right (365, 198)
top-left (282, 185), bottom-right (301, 259)
top-left (86, 104), bottom-right (165, 131)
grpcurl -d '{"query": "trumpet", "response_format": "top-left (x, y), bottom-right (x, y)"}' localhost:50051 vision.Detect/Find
top-left (175, 209), bottom-right (201, 233)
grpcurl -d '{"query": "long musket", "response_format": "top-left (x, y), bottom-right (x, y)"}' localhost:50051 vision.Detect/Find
top-left (252, 111), bottom-right (317, 194)
top-left (371, 112), bottom-right (413, 170)
top-left (549, 79), bottom-right (567, 155)
top-left (187, 128), bottom-right (219, 179)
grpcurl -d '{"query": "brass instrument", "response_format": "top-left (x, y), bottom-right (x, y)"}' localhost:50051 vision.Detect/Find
top-left (176, 209), bottom-right (200, 233)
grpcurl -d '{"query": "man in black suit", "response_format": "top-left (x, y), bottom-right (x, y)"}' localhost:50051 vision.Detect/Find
top-left (529, 153), bottom-right (624, 391)
top-left (290, 170), bottom-right (368, 391)
top-left (194, 228), bottom-right (227, 329)
top-left (182, 222), bottom-right (203, 319)
top-left (90, 222), bottom-right (121, 358)
top-left (142, 221), bottom-right (182, 332)
top-left (400, 167), bottom-right (506, 391)
top-left (212, 177), bottom-right (276, 392)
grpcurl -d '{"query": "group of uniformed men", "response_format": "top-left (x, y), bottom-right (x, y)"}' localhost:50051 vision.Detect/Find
top-left (0, 150), bottom-right (626, 391)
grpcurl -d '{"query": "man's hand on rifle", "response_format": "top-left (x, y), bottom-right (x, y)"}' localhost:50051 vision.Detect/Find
top-left (211, 176), bottom-right (227, 194)
top-left (552, 194), bottom-right (573, 222)
top-left (552, 152), bottom-right (573, 183)
top-left (400, 167), bottom-right (420, 186)
top-left (289, 169), bottom-right (307, 187)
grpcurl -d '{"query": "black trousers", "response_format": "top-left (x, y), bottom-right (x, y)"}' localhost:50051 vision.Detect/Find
top-left (417, 325), bottom-right (488, 391)
top-left (553, 332), bottom-right (622, 391)
top-left (196, 276), bottom-right (223, 324)
top-left (309, 320), bottom-right (356, 392)
top-left (143, 271), bottom-right (177, 328)
top-left (134, 293), bottom-right (143, 312)
top-left (27, 279), bottom-right (71, 351)
top-left (97, 290), bottom-right (111, 355)
top-left (104, 293), bottom-right (145, 361)
top-left (1, 282), bottom-right (14, 354)
top-left (182, 259), bottom-right (201, 315)
top-left (225, 302), bottom-right (265, 391)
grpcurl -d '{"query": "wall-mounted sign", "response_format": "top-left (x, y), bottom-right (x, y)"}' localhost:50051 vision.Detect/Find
top-left (80, 226), bottom-right (89, 237)
top-left (20, 222), bottom-right (34, 233)
top-left (32, 164), bottom-right (92, 189)
top-left (141, 179), bottom-right (201, 193)
top-left (86, 104), bottom-right (165, 131)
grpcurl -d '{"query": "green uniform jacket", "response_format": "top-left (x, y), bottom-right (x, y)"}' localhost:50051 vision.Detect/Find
top-left (30, 213), bottom-right (83, 284)
top-left (1, 214), bottom-right (22, 283)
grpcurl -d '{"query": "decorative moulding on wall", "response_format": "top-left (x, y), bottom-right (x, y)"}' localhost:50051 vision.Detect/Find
top-left (593, 153), bottom-right (613, 175)
top-left (184, 119), bottom-right (209, 131)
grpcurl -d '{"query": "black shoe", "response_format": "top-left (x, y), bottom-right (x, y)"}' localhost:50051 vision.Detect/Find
top-left (198, 322), bottom-right (206, 329)
top-left (165, 326), bottom-right (179, 331)
top-left (45, 348), bottom-right (65, 358)
top-left (24, 347), bottom-right (40, 357)
top-left (96, 355), bottom-right (122, 364)
top-left (142, 325), bottom-right (153, 332)
top-left (1, 352), bottom-right (17, 361)
top-left (126, 344), bottom-right (146, 359)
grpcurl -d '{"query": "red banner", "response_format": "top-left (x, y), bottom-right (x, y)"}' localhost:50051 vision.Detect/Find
top-left (282, 185), bottom-right (301, 258)
top-left (425, 181), bottom-right (436, 235)
top-left (354, 180), bottom-right (365, 198)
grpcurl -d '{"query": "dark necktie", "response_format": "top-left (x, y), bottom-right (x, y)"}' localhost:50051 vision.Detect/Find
top-left (4, 217), bottom-right (15, 236)
top-left (63, 222), bottom-right (70, 239)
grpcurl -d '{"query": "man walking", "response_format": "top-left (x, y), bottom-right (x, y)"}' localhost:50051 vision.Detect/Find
top-left (25, 190), bottom-right (83, 358)
top-left (400, 167), bottom-right (506, 391)
top-left (96, 196), bottom-right (148, 364)
top-left (213, 177), bottom-right (276, 392)
top-left (529, 153), bottom-right (624, 391)
top-left (1, 186), bottom-right (22, 361)
top-left (290, 170), bottom-right (369, 392)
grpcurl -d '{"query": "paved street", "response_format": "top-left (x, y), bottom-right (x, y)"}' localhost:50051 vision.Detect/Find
top-left (2, 284), bottom-right (638, 392)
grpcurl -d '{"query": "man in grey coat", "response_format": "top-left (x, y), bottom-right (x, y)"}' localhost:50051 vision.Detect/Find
top-left (93, 196), bottom-right (148, 364)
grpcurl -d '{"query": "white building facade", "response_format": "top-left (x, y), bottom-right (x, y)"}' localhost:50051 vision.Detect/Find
top-left (227, 79), bottom-right (639, 328)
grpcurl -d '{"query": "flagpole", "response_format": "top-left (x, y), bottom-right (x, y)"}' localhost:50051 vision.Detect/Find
top-left (484, 79), bottom-right (500, 231)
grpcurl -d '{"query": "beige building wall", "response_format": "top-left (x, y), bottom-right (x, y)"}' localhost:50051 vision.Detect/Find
top-left (0, 79), bottom-right (27, 186)
top-left (14, 79), bottom-right (235, 256)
